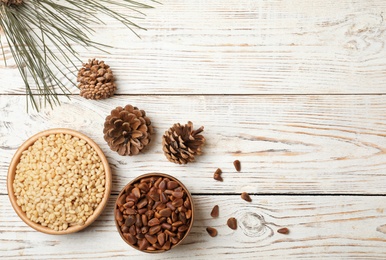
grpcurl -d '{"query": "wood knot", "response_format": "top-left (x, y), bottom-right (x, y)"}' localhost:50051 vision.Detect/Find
top-left (236, 211), bottom-right (272, 238)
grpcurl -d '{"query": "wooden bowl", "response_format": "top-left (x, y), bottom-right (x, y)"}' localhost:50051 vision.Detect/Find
top-left (114, 173), bottom-right (194, 253)
top-left (7, 128), bottom-right (112, 235)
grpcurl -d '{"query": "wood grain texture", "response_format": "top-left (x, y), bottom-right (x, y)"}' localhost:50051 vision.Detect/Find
top-left (1, 195), bottom-right (386, 259)
top-left (1, 95), bottom-right (386, 195)
top-left (1, 0), bottom-right (386, 95)
top-left (1, 0), bottom-right (386, 258)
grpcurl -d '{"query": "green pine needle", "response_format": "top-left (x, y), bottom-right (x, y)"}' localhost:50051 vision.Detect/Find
top-left (0, 0), bottom-right (155, 111)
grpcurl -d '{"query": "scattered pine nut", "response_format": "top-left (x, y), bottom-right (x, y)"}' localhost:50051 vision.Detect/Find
top-left (233, 160), bottom-right (241, 172)
top-left (210, 205), bottom-right (219, 218)
top-left (241, 192), bottom-right (252, 202)
top-left (227, 217), bottom-right (237, 230)
top-left (277, 227), bottom-right (290, 234)
top-left (213, 168), bottom-right (223, 181)
top-left (206, 227), bottom-right (218, 237)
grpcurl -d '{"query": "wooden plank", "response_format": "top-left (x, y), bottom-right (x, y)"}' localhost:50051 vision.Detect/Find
top-left (1, 0), bottom-right (386, 95)
top-left (1, 95), bottom-right (386, 195)
top-left (1, 194), bottom-right (386, 259)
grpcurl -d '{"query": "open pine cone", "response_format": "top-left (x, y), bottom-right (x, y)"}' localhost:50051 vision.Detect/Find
top-left (77, 58), bottom-right (116, 100)
top-left (1, 0), bottom-right (23, 5)
top-left (103, 105), bottom-right (153, 156)
top-left (162, 121), bottom-right (205, 164)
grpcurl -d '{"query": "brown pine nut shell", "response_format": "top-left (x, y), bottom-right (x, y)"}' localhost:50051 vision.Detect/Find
top-left (114, 173), bottom-right (195, 253)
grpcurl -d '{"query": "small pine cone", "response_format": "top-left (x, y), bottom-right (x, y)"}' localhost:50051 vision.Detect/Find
top-left (162, 121), bottom-right (205, 164)
top-left (1, 0), bottom-right (23, 5)
top-left (77, 58), bottom-right (116, 100)
top-left (103, 105), bottom-right (153, 156)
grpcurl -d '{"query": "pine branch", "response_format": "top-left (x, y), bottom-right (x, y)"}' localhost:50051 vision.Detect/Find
top-left (0, 0), bottom-right (155, 111)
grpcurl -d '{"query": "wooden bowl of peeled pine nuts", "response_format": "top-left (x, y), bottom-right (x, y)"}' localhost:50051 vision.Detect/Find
top-left (7, 128), bottom-right (112, 235)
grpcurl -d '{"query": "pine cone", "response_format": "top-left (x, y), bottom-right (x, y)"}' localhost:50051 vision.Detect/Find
top-left (162, 121), bottom-right (205, 164)
top-left (1, 0), bottom-right (23, 5)
top-left (77, 59), bottom-right (116, 100)
top-left (103, 105), bottom-right (153, 156)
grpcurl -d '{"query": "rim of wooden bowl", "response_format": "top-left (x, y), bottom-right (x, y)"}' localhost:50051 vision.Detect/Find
top-left (7, 128), bottom-right (112, 235)
top-left (114, 173), bottom-right (195, 253)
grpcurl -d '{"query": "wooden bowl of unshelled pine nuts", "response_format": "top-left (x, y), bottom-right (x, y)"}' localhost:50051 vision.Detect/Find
top-left (7, 128), bottom-right (112, 235)
top-left (115, 173), bottom-right (194, 253)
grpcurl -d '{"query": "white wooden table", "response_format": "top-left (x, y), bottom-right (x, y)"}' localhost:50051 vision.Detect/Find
top-left (1, 0), bottom-right (386, 259)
